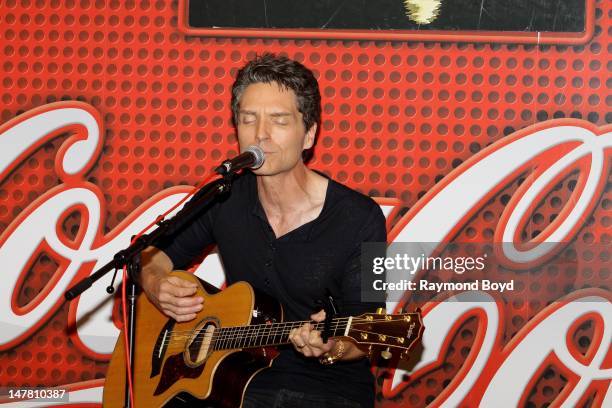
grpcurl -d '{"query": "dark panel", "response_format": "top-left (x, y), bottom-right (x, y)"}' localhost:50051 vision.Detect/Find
top-left (188, 0), bottom-right (585, 32)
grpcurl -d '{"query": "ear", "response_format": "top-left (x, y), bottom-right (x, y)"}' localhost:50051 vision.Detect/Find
top-left (303, 123), bottom-right (317, 150)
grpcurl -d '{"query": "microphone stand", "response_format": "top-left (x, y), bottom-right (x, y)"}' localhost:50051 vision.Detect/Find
top-left (64, 172), bottom-right (235, 408)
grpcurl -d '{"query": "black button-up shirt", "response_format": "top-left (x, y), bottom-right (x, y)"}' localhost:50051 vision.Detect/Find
top-left (156, 170), bottom-right (386, 406)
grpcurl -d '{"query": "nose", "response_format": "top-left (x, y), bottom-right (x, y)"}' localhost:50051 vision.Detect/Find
top-left (254, 118), bottom-right (270, 143)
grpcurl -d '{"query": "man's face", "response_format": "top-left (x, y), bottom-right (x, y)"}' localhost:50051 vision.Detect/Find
top-left (236, 82), bottom-right (316, 176)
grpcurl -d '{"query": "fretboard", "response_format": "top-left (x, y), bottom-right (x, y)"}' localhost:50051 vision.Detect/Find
top-left (209, 318), bottom-right (350, 351)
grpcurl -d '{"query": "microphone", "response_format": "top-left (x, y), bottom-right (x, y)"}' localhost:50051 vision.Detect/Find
top-left (214, 145), bottom-right (265, 175)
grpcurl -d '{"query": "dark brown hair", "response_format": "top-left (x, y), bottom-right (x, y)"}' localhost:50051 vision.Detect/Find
top-left (231, 53), bottom-right (321, 161)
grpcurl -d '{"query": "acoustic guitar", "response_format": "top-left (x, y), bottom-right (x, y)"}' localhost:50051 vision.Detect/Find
top-left (103, 271), bottom-right (423, 407)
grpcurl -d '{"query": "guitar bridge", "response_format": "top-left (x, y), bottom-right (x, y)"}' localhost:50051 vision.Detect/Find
top-left (151, 319), bottom-right (175, 378)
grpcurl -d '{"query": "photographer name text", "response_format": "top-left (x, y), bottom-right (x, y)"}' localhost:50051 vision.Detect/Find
top-left (373, 279), bottom-right (515, 293)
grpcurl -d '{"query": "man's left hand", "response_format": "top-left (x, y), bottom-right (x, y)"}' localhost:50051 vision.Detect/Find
top-left (289, 310), bottom-right (335, 357)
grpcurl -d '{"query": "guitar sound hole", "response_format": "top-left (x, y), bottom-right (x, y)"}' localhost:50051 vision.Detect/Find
top-left (185, 320), bottom-right (217, 366)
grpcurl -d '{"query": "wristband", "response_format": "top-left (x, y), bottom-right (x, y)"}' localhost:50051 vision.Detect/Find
top-left (319, 340), bottom-right (345, 365)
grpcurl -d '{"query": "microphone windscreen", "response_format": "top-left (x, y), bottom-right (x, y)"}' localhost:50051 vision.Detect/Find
top-left (245, 145), bottom-right (265, 169)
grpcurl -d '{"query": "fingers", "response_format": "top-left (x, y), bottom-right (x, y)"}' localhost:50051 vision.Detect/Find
top-left (289, 322), bottom-right (335, 357)
top-left (310, 309), bottom-right (326, 322)
top-left (154, 276), bottom-right (203, 322)
top-left (289, 324), bottom-right (316, 356)
top-left (158, 288), bottom-right (203, 307)
top-left (289, 324), bottom-right (309, 354)
top-left (305, 330), bottom-right (335, 354)
top-left (165, 276), bottom-right (199, 297)
top-left (160, 300), bottom-right (203, 318)
top-left (289, 329), bottom-right (300, 352)
top-left (163, 310), bottom-right (197, 322)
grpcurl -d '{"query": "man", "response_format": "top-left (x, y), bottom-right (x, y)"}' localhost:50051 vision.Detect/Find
top-left (140, 53), bottom-right (386, 407)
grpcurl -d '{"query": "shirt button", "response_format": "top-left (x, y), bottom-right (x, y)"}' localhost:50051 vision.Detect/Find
top-left (264, 278), bottom-right (270, 285)
top-left (269, 243), bottom-right (276, 251)
top-left (265, 260), bottom-right (272, 267)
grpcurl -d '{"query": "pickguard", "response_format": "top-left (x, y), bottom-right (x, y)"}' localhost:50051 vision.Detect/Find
top-left (154, 352), bottom-right (205, 396)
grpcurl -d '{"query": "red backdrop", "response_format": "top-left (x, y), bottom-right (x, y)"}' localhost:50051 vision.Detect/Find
top-left (0, 0), bottom-right (610, 406)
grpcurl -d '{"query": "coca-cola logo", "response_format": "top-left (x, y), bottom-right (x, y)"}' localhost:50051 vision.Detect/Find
top-left (0, 102), bottom-right (610, 405)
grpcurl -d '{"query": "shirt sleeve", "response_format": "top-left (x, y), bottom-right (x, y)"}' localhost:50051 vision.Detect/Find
top-left (338, 202), bottom-right (387, 317)
top-left (153, 197), bottom-right (219, 270)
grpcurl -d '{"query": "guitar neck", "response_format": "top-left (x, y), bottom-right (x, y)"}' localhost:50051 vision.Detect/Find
top-left (210, 318), bottom-right (351, 351)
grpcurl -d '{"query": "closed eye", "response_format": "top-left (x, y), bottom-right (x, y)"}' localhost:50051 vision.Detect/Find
top-left (240, 114), bottom-right (256, 125)
top-left (270, 113), bottom-right (291, 126)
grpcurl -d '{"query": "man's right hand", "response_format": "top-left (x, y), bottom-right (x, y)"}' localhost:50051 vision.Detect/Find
top-left (139, 247), bottom-right (204, 322)
top-left (144, 274), bottom-right (204, 322)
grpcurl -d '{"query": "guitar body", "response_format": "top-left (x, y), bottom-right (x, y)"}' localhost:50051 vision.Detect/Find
top-left (103, 271), bottom-right (283, 408)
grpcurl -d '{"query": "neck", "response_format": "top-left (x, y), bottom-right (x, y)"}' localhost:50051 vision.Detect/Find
top-left (211, 317), bottom-right (351, 351)
top-left (256, 163), bottom-right (323, 215)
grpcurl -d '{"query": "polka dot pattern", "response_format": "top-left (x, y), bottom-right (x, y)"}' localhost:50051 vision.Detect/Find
top-left (0, 0), bottom-right (609, 405)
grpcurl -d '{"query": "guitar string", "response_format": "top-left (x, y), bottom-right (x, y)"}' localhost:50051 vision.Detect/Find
top-left (168, 326), bottom-right (408, 348)
top-left (156, 324), bottom-right (343, 353)
top-left (160, 321), bottom-right (347, 347)
top-left (161, 315), bottom-right (415, 337)
top-left (164, 327), bottom-right (345, 352)
top-left (162, 316), bottom-right (352, 336)
top-left (204, 327), bottom-right (407, 347)
top-left (155, 320), bottom-right (415, 352)
top-left (160, 317), bottom-right (412, 345)
top-left (158, 317), bottom-right (410, 345)
top-left (158, 326), bottom-right (411, 353)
